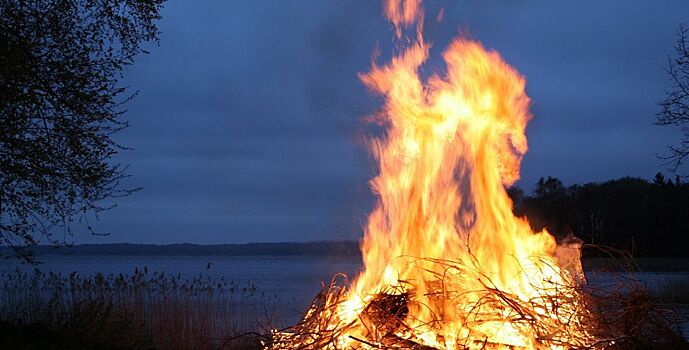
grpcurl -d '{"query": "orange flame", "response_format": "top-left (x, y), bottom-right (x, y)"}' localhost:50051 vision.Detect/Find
top-left (383, 0), bottom-right (422, 37)
top-left (270, 1), bottom-right (593, 348)
top-left (343, 1), bottom-right (590, 347)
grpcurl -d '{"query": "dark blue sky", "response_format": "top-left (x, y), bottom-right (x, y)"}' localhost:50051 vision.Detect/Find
top-left (83, 1), bottom-right (688, 244)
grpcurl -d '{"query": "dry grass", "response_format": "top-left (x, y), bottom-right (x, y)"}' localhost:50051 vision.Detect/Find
top-left (585, 285), bottom-right (688, 349)
top-left (0, 268), bottom-right (277, 349)
top-left (267, 252), bottom-right (689, 350)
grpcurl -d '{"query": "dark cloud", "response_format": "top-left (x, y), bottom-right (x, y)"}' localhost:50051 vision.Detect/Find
top-left (79, 1), bottom-right (689, 244)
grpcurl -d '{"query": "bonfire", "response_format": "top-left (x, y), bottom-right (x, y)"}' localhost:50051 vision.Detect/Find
top-left (265, 1), bottom-right (676, 349)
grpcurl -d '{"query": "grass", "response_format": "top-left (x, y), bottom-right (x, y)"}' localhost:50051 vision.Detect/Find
top-left (0, 268), bottom-right (278, 349)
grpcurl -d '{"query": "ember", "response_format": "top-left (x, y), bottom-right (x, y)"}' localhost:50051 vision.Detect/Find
top-left (270, 1), bottom-right (600, 349)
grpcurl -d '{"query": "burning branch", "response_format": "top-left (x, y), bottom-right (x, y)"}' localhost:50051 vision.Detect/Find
top-left (265, 1), bottom-right (686, 349)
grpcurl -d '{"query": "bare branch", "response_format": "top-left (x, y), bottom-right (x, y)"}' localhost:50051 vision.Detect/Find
top-left (656, 23), bottom-right (689, 175)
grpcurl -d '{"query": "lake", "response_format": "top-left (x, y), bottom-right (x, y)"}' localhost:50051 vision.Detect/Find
top-left (2, 254), bottom-right (688, 337)
top-left (1, 255), bottom-right (363, 325)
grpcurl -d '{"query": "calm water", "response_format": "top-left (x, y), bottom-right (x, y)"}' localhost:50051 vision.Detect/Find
top-left (2, 255), bottom-right (688, 336)
top-left (1, 255), bottom-right (362, 323)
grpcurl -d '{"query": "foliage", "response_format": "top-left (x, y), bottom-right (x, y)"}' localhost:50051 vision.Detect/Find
top-left (0, 0), bottom-right (164, 260)
top-left (657, 24), bottom-right (689, 175)
top-left (509, 174), bottom-right (689, 257)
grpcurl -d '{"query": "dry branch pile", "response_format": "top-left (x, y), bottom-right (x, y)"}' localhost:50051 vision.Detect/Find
top-left (266, 258), bottom-right (688, 350)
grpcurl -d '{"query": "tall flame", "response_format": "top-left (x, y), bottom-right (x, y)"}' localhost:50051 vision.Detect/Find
top-left (270, 1), bottom-right (593, 348)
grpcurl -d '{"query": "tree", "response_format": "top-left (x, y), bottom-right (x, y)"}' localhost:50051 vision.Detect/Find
top-left (656, 24), bottom-right (689, 175)
top-left (505, 186), bottom-right (525, 215)
top-left (0, 0), bottom-right (164, 260)
top-left (653, 171), bottom-right (668, 185)
top-left (513, 177), bottom-right (689, 257)
top-left (520, 177), bottom-right (572, 237)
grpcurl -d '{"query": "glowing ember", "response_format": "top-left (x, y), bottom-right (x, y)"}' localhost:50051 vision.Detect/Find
top-left (269, 1), bottom-right (596, 348)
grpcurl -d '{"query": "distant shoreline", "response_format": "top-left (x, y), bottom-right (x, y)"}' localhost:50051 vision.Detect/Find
top-left (4, 242), bottom-right (689, 271)
top-left (10, 241), bottom-right (362, 257)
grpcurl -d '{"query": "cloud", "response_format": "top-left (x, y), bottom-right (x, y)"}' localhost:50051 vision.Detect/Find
top-left (82, 0), bottom-right (689, 244)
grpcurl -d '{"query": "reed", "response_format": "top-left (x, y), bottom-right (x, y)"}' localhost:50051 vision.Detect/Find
top-left (0, 268), bottom-right (277, 349)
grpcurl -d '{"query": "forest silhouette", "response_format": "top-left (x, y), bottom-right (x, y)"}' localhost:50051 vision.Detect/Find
top-left (508, 174), bottom-right (689, 258)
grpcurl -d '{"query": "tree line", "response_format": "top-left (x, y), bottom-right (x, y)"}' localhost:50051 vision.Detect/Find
top-left (508, 174), bottom-right (689, 258)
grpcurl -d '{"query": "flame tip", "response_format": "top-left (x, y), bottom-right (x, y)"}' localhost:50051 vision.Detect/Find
top-left (272, 1), bottom-right (592, 348)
